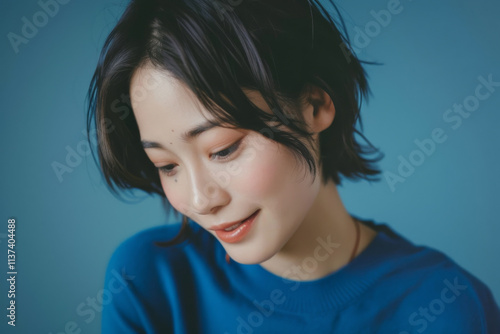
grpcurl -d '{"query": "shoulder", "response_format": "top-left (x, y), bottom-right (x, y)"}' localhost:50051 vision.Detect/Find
top-left (392, 255), bottom-right (500, 334)
top-left (105, 221), bottom-right (208, 269)
top-left (101, 222), bottom-right (209, 332)
top-left (363, 220), bottom-right (500, 333)
top-left (101, 221), bottom-right (215, 331)
top-left (109, 222), bottom-right (186, 259)
top-left (103, 221), bottom-right (211, 287)
top-left (106, 224), bottom-right (172, 269)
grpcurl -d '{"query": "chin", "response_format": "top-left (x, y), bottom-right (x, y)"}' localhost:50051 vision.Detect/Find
top-left (227, 246), bottom-right (277, 265)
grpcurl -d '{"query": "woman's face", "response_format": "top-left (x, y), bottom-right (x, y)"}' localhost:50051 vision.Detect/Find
top-left (130, 65), bottom-right (322, 264)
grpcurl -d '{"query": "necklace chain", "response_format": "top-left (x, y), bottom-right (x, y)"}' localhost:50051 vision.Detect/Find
top-left (225, 218), bottom-right (362, 265)
top-left (348, 218), bottom-right (361, 263)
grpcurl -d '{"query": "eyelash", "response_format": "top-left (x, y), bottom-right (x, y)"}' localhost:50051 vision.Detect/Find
top-left (157, 140), bottom-right (242, 176)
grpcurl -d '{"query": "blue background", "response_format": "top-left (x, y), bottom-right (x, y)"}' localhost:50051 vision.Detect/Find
top-left (1, 0), bottom-right (499, 332)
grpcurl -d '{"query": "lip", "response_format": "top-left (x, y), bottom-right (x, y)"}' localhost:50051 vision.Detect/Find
top-left (210, 209), bottom-right (260, 244)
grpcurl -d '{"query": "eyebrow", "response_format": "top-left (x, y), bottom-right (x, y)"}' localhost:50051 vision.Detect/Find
top-left (141, 120), bottom-right (218, 149)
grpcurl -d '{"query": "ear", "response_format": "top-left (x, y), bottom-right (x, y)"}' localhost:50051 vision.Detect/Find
top-left (301, 86), bottom-right (336, 135)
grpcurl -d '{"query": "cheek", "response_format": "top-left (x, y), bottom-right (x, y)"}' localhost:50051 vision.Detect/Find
top-left (234, 143), bottom-right (295, 198)
top-left (160, 176), bottom-right (188, 215)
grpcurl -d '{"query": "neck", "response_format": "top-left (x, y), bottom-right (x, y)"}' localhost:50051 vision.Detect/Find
top-left (259, 178), bottom-right (376, 281)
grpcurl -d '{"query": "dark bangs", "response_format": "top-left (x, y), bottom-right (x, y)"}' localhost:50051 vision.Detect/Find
top-left (87, 0), bottom-right (383, 199)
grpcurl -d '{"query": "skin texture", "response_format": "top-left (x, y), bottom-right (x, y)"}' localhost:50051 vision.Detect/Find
top-left (130, 64), bottom-right (378, 281)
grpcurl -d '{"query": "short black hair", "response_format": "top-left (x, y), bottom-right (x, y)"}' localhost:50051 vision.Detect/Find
top-left (87, 0), bottom-right (383, 240)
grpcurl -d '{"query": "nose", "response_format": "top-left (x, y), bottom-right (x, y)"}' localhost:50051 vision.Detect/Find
top-left (187, 164), bottom-right (230, 216)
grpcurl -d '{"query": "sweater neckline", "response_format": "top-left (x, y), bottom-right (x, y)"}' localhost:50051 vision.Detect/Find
top-left (213, 218), bottom-right (407, 314)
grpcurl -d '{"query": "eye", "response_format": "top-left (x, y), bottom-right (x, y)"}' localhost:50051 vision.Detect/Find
top-left (158, 164), bottom-right (176, 176)
top-left (157, 139), bottom-right (243, 177)
top-left (210, 139), bottom-right (242, 161)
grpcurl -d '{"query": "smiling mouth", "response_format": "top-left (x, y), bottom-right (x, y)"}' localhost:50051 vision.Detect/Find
top-left (222, 211), bottom-right (257, 231)
top-left (224, 221), bottom-right (244, 231)
top-left (211, 210), bottom-right (260, 244)
top-left (209, 210), bottom-right (259, 231)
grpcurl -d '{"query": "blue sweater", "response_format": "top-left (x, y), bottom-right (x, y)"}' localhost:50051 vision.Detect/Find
top-left (101, 217), bottom-right (500, 333)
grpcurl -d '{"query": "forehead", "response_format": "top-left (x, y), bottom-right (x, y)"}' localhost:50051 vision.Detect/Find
top-left (129, 65), bottom-right (279, 141)
top-left (130, 66), bottom-right (229, 149)
top-left (130, 65), bottom-right (208, 124)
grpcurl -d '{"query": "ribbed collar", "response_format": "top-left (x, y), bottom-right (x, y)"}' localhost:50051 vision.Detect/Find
top-left (189, 217), bottom-right (415, 314)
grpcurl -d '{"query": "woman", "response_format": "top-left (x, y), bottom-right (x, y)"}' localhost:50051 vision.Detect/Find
top-left (87, 0), bottom-right (500, 332)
